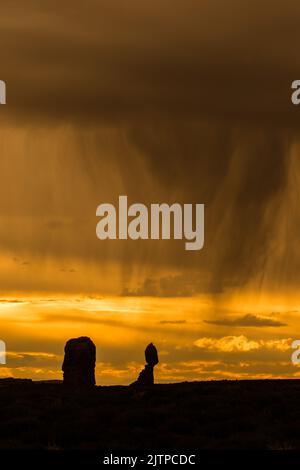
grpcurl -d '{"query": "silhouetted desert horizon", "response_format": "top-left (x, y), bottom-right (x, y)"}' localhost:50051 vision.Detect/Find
top-left (1, 377), bottom-right (300, 450)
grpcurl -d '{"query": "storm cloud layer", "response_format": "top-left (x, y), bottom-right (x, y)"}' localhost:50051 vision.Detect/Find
top-left (0, 0), bottom-right (299, 123)
top-left (0, 1), bottom-right (299, 297)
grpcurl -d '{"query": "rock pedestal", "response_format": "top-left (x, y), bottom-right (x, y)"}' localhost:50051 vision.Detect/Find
top-left (131, 343), bottom-right (159, 386)
top-left (62, 336), bottom-right (96, 389)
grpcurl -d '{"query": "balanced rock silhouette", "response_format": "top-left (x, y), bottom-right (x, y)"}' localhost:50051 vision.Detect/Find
top-left (131, 343), bottom-right (159, 386)
top-left (62, 336), bottom-right (96, 389)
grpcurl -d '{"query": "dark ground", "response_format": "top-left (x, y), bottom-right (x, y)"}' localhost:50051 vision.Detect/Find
top-left (0, 378), bottom-right (300, 450)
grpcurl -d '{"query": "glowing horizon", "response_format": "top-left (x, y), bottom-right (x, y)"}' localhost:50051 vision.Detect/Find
top-left (0, 291), bottom-right (298, 385)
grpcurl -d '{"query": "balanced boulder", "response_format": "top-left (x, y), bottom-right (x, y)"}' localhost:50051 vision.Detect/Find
top-left (131, 343), bottom-right (159, 386)
top-left (145, 343), bottom-right (159, 367)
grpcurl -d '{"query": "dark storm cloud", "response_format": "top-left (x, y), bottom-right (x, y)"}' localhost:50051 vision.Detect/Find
top-left (0, 0), bottom-right (300, 124)
top-left (204, 314), bottom-right (287, 327)
top-left (121, 125), bottom-right (291, 293)
top-left (0, 0), bottom-right (299, 296)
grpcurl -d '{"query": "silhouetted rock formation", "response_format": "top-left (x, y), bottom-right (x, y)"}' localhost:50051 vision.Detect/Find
top-left (145, 343), bottom-right (159, 367)
top-left (131, 343), bottom-right (159, 386)
top-left (62, 336), bottom-right (96, 389)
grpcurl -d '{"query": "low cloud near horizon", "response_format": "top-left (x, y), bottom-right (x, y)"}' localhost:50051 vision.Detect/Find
top-left (204, 314), bottom-right (287, 328)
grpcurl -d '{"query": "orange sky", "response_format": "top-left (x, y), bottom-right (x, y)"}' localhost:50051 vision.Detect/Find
top-left (0, 292), bottom-right (299, 384)
top-left (1, 1), bottom-right (300, 383)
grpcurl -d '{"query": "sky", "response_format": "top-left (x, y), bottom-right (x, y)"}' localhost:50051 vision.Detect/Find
top-left (0, 1), bottom-right (300, 383)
